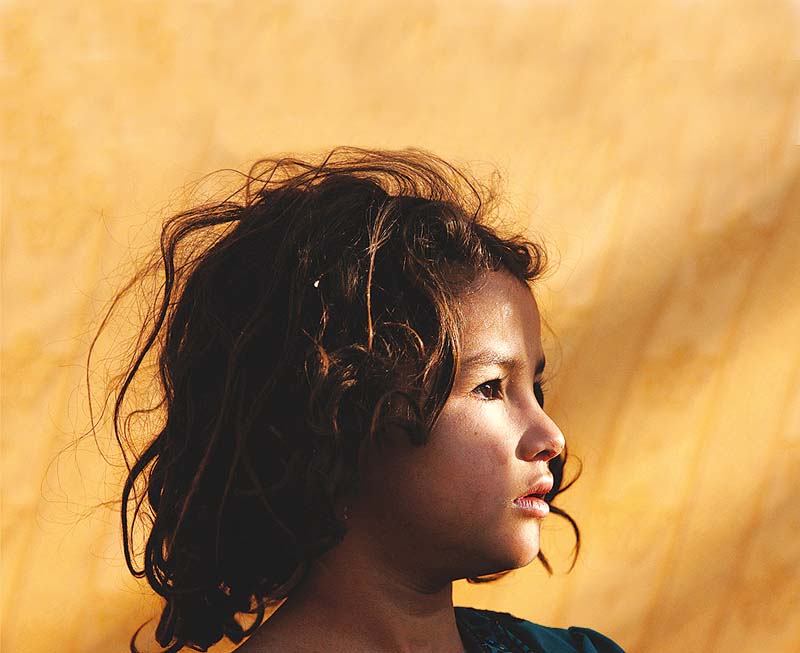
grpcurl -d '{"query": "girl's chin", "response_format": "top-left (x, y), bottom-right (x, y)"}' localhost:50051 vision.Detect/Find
top-left (502, 533), bottom-right (542, 570)
top-left (478, 539), bottom-right (541, 576)
top-left (508, 548), bottom-right (542, 571)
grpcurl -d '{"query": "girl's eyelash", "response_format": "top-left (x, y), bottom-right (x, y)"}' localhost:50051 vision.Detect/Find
top-left (534, 377), bottom-right (549, 409)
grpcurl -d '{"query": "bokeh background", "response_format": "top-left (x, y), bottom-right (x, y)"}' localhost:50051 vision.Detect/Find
top-left (3, 1), bottom-right (799, 651)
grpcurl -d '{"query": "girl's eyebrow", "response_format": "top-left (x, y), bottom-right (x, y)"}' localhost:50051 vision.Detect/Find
top-left (461, 350), bottom-right (546, 375)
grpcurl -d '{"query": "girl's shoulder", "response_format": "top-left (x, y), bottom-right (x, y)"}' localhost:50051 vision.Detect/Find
top-left (455, 607), bottom-right (626, 653)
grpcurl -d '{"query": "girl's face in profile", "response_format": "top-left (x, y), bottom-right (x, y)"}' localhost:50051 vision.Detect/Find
top-left (351, 269), bottom-right (565, 583)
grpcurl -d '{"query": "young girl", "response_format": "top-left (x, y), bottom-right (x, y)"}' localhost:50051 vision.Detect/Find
top-left (101, 148), bottom-right (625, 652)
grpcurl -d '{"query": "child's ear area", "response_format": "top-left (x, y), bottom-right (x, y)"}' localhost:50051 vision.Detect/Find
top-left (363, 422), bottom-right (422, 462)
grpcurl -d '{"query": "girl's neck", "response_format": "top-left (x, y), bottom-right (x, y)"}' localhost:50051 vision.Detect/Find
top-left (242, 529), bottom-right (466, 652)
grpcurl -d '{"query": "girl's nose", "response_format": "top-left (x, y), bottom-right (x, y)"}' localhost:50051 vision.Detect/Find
top-left (518, 413), bottom-right (565, 463)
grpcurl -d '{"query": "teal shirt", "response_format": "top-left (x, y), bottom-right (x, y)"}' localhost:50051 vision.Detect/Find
top-left (455, 607), bottom-right (626, 653)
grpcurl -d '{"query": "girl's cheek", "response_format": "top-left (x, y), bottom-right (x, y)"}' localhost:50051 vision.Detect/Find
top-left (465, 429), bottom-right (510, 468)
top-left (451, 440), bottom-right (509, 493)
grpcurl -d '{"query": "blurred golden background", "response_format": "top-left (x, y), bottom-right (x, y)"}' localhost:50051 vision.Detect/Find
top-left (2, 1), bottom-right (799, 651)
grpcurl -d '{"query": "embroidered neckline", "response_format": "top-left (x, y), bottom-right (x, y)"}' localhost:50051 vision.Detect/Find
top-left (455, 608), bottom-right (537, 653)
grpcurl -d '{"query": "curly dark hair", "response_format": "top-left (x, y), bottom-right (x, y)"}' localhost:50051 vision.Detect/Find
top-left (91, 148), bottom-right (580, 652)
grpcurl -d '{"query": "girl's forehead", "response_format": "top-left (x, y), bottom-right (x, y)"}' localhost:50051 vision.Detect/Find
top-left (458, 270), bottom-right (539, 318)
top-left (457, 270), bottom-right (542, 352)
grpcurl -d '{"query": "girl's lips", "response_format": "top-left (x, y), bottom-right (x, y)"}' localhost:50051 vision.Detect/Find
top-left (512, 495), bottom-right (550, 518)
top-left (515, 476), bottom-right (554, 502)
top-left (512, 476), bottom-right (553, 518)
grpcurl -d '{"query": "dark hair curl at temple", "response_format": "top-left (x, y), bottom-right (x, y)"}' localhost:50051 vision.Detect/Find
top-left (91, 148), bottom-right (580, 652)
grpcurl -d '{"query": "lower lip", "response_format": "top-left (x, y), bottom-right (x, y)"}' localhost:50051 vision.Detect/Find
top-left (513, 496), bottom-right (550, 518)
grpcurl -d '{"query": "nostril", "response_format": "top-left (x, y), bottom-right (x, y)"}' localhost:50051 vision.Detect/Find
top-left (534, 431), bottom-right (564, 463)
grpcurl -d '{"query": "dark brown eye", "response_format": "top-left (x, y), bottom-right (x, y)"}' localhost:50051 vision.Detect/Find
top-left (474, 379), bottom-right (502, 400)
